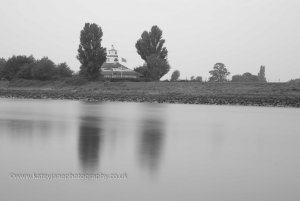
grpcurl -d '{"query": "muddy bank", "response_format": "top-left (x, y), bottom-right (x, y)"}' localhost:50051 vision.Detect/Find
top-left (0, 88), bottom-right (299, 107)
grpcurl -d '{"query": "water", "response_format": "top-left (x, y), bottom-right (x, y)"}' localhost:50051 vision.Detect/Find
top-left (0, 99), bottom-right (300, 201)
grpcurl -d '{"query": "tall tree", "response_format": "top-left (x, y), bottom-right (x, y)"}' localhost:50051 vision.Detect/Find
top-left (77, 23), bottom-right (106, 80)
top-left (136, 25), bottom-right (168, 61)
top-left (258, 65), bottom-right (266, 82)
top-left (135, 26), bottom-right (170, 80)
top-left (145, 54), bottom-right (170, 81)
top-left (209, 63), bottom-right (230, 82)
top-left (171, 70), bottom-right (180, 81)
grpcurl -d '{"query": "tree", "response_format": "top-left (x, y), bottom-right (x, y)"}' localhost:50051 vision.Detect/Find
top-left (0, 58), bottom-right (5, 65)
top-left (145, 54), bottom-right (170, 81)
top-left (16, 64), bottom-right (32, 79)
top-left (135, 26), bottom-right (170, 80)
top-left (195, 76), bottom-right (202, 82)
top-left (0, 58), bottom-right (6, 79)
top-left (136, 25), bottom-right (168, 61)
top-left (56, 63), bottom-right (73, 78)
top-left (77, 23), bottom-right (107, 80)
top-left (134, 64), bottom-right (148, 77)
top-left (232, 72), bottom-right (259, 82)
top-left (171, 70), bottom-right (180, 81)
top-left (190, 75), bottom-right (202, 82)
top-left (258, 65), bottom-right (266, 82)
top-left (1, 55), bottom-right (35, 80)
top-left (209, 63), bottom-right (230, 82)
top-left (31, 57), bottom-right (56, 80)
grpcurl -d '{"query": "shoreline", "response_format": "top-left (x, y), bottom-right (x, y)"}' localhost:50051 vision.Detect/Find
top-left (1, 88), bottom-right (299, 108)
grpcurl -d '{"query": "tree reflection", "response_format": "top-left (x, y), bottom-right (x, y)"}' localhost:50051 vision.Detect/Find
top-left (138, 116), bottom-right (166, 174)
top-left (78, 115), bottom-right (102, 172)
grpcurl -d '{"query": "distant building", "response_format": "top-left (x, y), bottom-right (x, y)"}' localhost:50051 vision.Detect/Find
top-left (101, 45), bottom-right (142, 79)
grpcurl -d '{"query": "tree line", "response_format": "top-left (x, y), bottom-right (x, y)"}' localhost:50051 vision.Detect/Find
top-left (169, 64), bottom-right (266, 82)
top-left (0, 56), bottom-right (73, 81)
top-left (0, 23), bottom-right (171, 82)
top-left (0, 22), bottom-right (267, 83)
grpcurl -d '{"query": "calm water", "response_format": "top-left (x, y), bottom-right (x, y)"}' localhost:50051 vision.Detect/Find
top-left (0, 99), bottom-right (300, 201)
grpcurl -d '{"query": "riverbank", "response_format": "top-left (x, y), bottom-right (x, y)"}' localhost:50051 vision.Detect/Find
top-left (0, 80), bottom-right (300, 107)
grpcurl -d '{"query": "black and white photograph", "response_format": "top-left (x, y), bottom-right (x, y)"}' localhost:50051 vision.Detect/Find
top-left (0, 0), bottom-right (300, 200)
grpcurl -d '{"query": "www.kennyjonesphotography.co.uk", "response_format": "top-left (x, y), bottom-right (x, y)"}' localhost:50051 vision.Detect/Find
top-left (0, 0), bottom-right (300, 201)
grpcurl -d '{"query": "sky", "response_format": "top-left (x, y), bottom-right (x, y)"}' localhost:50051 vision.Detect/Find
top-left (0, 0), bottom-right (299, 81)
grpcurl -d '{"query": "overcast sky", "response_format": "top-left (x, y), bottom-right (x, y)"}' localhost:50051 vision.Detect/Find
top-left (0, 0), bottom-right (299, 81)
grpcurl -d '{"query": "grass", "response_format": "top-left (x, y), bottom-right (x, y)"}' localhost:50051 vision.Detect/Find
top-left (1, 80), bottom-right (300, 96)
top-left (0, 80), bottom-right (300, 107)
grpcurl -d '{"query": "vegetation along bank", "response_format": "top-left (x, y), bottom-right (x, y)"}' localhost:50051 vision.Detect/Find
top-left (0, 81), bottom-right (299, 107)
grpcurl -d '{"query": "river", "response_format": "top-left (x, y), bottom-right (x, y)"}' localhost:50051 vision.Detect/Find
top-left (0, 99), bottom-right (299, 201)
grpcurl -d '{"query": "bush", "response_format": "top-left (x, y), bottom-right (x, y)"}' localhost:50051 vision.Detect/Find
top-left (16, 64), bottom-right (32, 79)
top-left (31, 57), bottom-right (57, 80)
top-left (64, 76), bottom-right (88, 86)
top-left (171, 70), bottom-right (180, 81)
top-left (0, 58), bottom-right (6, 79)
top-left (1, 55), bottom-right (35, 80)
top-left (232, 72), bottom-right (259, 82)
top-left (195, 76), bottom-right (202, 82)
top-left (56, 62), bottom-right (73, 78)
top-left (289, 79), bottom-right (300, 84)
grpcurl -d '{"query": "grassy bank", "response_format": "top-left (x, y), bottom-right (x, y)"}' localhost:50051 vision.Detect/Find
top-left (0, 80), bottom-right (300, 107)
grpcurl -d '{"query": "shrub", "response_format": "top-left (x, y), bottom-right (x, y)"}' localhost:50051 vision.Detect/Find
top-left (64, 76), bottom-right (88, 86)
top-left (171, 70), bottom-right (180, 81)
top-left (31, 57), bottom-right (56, 80)
top-left (232, 72), bottom-right (259, 82)
top-left (0, 58), bottom-right (6, 79)
top-left (16, 64), bottom-right (32, 79)
top-left (56, 62), bottom-right (73, 78)
top-left (1, 55), bottom-right (35, 80)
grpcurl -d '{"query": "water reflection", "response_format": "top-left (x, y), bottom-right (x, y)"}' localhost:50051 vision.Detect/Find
top-left (138, 106), bottom-right (166, 174)
top-left (0, 118), bottom-right (64, 141)
top-left (78, 111), bottom-right (103, 172)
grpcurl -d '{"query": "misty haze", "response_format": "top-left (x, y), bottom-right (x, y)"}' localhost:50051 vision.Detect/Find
top-left (0, 0), bottom-right (300, 201)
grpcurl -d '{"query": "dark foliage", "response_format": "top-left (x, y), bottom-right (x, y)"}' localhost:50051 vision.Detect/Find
top-left (1, 55), bottom-right (35, 80)
top-left (56, 62), bottom-right (73, 78)
top-left (171, 70), bottom-right (180, 81)
top-left (16, 64), bottom-right (32, 79)
top-left (195, 76), bottom-right (202, 82)
top-left (145, 54), bottom-right (170, 81)
top-left (107, 77), bottom-right (151, 82)
top-left (134, 54), bottom-right (170, 81)
top-left (136, 25), bottom-right (168, 61)
top-left (258, 65), bottom-right (267, 82)
top-left (134, 65), bottom-right (148, 76)
top-left (77, 23), bottom-right (107, 80)
top-left (190, 76), bottom-right (202, 82)
top-left (0, 55), bottom-right (73, 81)
top-left (232, 72), bottom-right (259, 82)
top-left (0, 58), bottom-right (6, 79)
top-left (64, 76), bottom-right (88, 86)
top-left (209, 63), bottom-right (230, 82)
top-left (31, 57), bottom-right (57, 80)
top-left (289, 79), bottom-right (300, 84)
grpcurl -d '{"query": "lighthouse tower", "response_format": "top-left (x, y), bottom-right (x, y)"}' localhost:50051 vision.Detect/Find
top-left (106, 45), bottom-right (119, 63)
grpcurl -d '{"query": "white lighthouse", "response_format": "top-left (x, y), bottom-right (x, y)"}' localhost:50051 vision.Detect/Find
top-left (106, 45), bottom-right (119, 63)
top-left (101, 45), bottom-right (143, 79)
